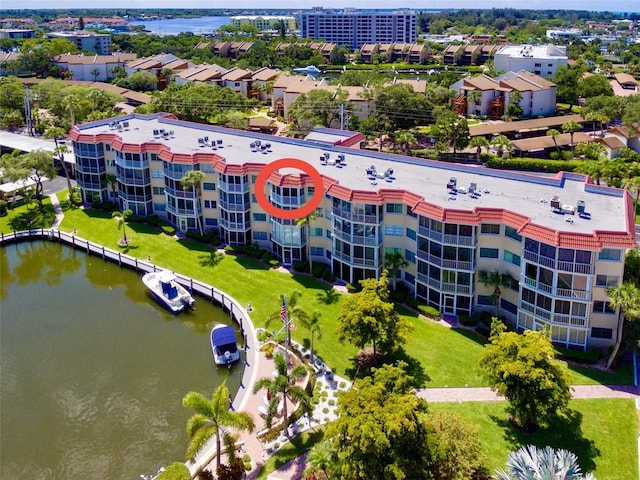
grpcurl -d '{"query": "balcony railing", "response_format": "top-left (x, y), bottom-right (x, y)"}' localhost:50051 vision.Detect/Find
top-left (523, 250), bottom-right (555, 268)
top-left (416, 273), bottom-right (473, 294)
top-left (557, 261), bottom-right (595, 275)
top-left (332, 207), bottom-right (381, 224)
top-left (218, 181), bottom-right (249, 193)
top-left (522, 276), bottom-right (591, 300)
top-left (219, 200), bottom-right (249, 212)
top-left (333, 229), bottom-right (382, 246)
top-left (270, 193), bottom-right (302, 206)
top-left (332, 250), bottom-right (377, 266)
top-left (166, 204), bottom-right (200, 216)
top-left (118, 192), bottom-right (152, 203)
top-left (219, 218), bottom-right (251, 230)
top-left (416, 250), bottom-right (474, 271)
top-left (552, 314), bottom-right (587, 327)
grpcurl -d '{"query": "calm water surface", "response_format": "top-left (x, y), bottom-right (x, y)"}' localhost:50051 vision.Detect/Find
top-left (129, 16), bottom-right (231, 35)
top-left (0, 241), bottom-right (242, 479)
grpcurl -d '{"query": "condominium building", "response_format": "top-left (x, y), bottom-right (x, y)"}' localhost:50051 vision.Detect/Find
top-left (231, 15), bottom-right (296, 32)
top-left (46, 31), bottom-right (112, 55)
top-left (69, 113), bottom-right (636, 350)
top-left (297, 7), bottom-right (416, 50)
top-left (493, 44), bottom-right (568, 79)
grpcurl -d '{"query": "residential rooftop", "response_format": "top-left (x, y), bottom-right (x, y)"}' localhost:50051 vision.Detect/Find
top-left (71, 113), bottom-right (635, 249)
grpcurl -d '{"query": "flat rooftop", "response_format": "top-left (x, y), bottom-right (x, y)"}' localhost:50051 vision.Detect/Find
top-left (72, 114), bottom-right (634, 247)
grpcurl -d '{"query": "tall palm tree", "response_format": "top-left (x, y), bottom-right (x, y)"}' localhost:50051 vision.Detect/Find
top-left (606, 282), bottom-right (640, 368)
top-left (303, 441), bottom-right (338, 480)
top-left (296, 209), bottom-right (319, 272)
top-left (180, 170), bottom-right (205, 236)
top-left (479, 269), bottom-right (514, 317)
top-left (495, 445), bottom-right (596, 480)
top-left (105, 173), bottom-right (118, 202)
top-left (562, 120), bottom-right (582, 151)
top-left (384, 251), bottom-right (408, 291)
top-left (546, 128), bottom-right (561, 152)
top-left (252, 352), bottom-right (310, 431)
top-left (623, 176), bottom-right (640, 207)
top-left (267, 290), bottom-right (310, 350)
top-left (469, 136), bottom-right (489, 162)
top-left (299, 310), bottom-right (322, 365)
top-left (182, 381), bottom-right (255, 470)
top-left (112, 208), bottom-right (132, 245)
top-left (91, 68), bottom-right (100, 82)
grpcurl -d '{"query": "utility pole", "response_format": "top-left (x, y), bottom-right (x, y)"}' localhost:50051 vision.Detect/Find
top-left (24, 86), bottom-right (34, 136)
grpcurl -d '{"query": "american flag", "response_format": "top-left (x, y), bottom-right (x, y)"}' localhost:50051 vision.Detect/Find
top-left (280, 297), bottom-right (287, 324)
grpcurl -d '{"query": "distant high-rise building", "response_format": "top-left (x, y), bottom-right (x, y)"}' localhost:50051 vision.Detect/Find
top-left (298, 7), bottom-right (416, 50)
top-left (47, 31), bottom-right (112, 55)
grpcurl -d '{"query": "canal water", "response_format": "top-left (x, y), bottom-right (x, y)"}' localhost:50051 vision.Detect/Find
top-left (129, 16), bottom-right (231, 36)
top-left (0, 241), bottom-right (241, 479)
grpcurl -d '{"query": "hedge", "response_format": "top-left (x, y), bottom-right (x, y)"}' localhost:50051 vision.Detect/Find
top-left (484, 157), bottom-right (578, 173)
top-left (417, 304), bottom-right (440, 318)
top-left (554, 346), bottom-right (604, 365)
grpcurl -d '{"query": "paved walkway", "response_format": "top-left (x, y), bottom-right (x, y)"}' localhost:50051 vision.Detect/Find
top-left (49, 193), bottom-right (64, 229)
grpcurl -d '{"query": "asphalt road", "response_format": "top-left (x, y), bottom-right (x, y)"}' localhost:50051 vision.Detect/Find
top-left (43, 173), bottom-right (75, 196)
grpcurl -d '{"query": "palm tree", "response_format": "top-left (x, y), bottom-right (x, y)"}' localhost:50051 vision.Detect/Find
top-left (384, 251), bottom-right (408, 291)
top-left (491, 135), bottom-right (512, 158)
top-left (562, 120), bottom-right (582, 151)
top-left (105, 173), bottom-right (118, 202)
top-left (45, 127), bottom-right (73, 198)
top-left (479, 269), bottom-right (514, 317)
top-left (496, 445), bottom-right (596, 480)
top-left (296, 209), bottom-right (319, 272)
top-left (267, 290), bottom-right (310, 347)
top-left (252, 352), bottom-right (310, 431)
top-left (112, 208), bottom-right (132, 245)
top-left (90, 68), bottom-right (100, 82)
top-left (606, 282), bottom-right (640, 368)
top-left (303, 441), bottom-right (338, 480)
top-left (180, 170), bottom-right (205, 236)
top-left (299, 310), bottom-right (322, 365)
top-left (624, 176), bottom-right (640, 207)
top-left (546, 128), bottom-right (561, 152)
top-left (393, 129), bottom-right (417, 155)
top-left (467, 90), bottom-right (482, 115)
top-left (469, 136), bottom-right (489, 162)
top-left (182, 381), bottom-right (255, 470)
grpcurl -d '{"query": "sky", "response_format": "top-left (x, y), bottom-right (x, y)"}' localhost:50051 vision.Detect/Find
top-left (5, 0), bottom-right (640, 12)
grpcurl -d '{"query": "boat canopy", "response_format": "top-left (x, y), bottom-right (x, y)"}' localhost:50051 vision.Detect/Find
top-left (158, 271), bottom-right (177, 284)
top-left (213, 326), bottom-right (236, 347)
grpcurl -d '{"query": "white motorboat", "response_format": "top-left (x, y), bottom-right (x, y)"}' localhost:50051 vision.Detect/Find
top-left (142, 270), bottom-right (195, 313)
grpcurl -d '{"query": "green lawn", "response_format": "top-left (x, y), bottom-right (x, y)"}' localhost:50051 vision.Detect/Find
top-left (0, 197), bottom-right (55, 233)
top-left (255, 427), bottom-right (326, 480)
top-left (2, 197), bottom-right (632, 387)
top-left (430, 399), bottom-right (639, 480)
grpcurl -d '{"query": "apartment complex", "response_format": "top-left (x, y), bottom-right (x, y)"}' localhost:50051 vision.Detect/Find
top-left (69, 113), bottom-right (636, 350)
top-left (493, 44), bottom-right (568, 79)
top-left (46, 31), bottom-right (112, 55)
top-left (297, 7), bottom-right (416, 50)
top-left (231, 15), bottom-right (296, 32)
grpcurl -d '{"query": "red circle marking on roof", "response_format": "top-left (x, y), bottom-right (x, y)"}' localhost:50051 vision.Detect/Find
top-left (254, 158), bottom-right (324, 220)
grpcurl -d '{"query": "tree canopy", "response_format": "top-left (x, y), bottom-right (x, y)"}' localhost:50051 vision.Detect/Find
top-left (328, 362), bottom-right (429, 480)
top-left (336, 272), bottom-right (412, 356)
top-left (478, 319), bottom-right (572, 430)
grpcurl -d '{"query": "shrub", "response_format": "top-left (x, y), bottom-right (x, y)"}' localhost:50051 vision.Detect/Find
top-left (346, 282), bottom-right (362, 293)
top-left (261, 342), bottom-right (275, 358)
top-left (224, 245), bottom-right (235, 254)
top-left (146, 215), bottom-right (160, 226)
top-left (554, 346), bottom-right (603, 364)
top-left (484, 157), bottom-right (578, 173)
top-left (418, 304), bottom-right (440, 318)
top-left (406, 296), bottom-right (418, 309)
top-left (160, 225), bottom-right (176, 236)
top-left (322, 270), bottom-right (336, 283)
top-left (458, 314), bottom-right (479, 326)
top-left (475, 325), bottom-right (491, 337)
top-left (311, 263), bottom-right (326, 277)
top-left (292, 261), bottom-right (309, 273)
top-left (128, 214), bottom-right (146, 223)
top-left (257, 330), bottom-right (271, 342)
top-left (261, 252), bottom-right (274, 263)
top-left (0, 200), bottom-right (7, 216)
top-left (478, 311), bottom-right (493, 326)
top-left (91, 201), bottom-right (102, 209)
top-left (269, 259), bottom-right (280, 268)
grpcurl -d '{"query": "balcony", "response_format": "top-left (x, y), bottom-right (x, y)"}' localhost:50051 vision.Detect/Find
top-left (166, 204), bottom-right (200, 216)
top-left (118, 176), bottom-right (150, 187)
top-left (557, 261), bottom-right (595, 275)
top-left (519, 301), bottom-right (552, 321)
top-left (218, 181), bottom-right (249, 193)
top-left (332, 250), bottom-right (377, 267)
top-left (118, 192), bottom-right (152, 203)
top-left (416, 250), bottom-right (474, 271)
top-left (523, 250), bottom-right (555, 269)
top-left (416, 273), bottom-right (473, 294)
top-left (219, 200), bottom-right (249, 212)
top-left (333, 229), bottom-right (381, 246)
top-left (332, 207), bottom-right (381, 224)
top-left (522, 276), bottom-right (591, 300)
top-left (219, 218), bottom-right (251, 230)
top-left (552, 314), bottom-right (587, 327)
top-left (270, 193), bottom-right (302, 207)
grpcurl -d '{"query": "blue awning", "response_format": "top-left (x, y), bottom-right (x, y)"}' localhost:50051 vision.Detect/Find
top-left (212, 326), bottom-right (236, 347)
